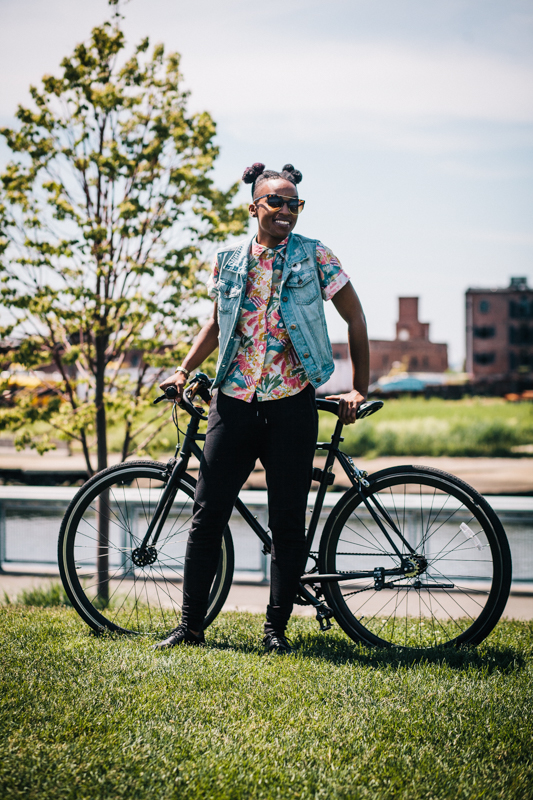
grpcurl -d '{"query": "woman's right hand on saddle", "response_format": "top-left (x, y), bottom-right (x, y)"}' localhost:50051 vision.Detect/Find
top-left (159, 372), bottom-right (188, 403)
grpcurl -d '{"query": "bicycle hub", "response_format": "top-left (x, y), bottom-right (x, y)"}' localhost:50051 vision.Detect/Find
top-left (132, 546), bottom-right (158, 567)
top-left (402, 555), bottom-right (428, 578)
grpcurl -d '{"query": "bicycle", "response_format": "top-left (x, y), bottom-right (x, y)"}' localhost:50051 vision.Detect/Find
top-left (58, 372), bottom-right (512, 650)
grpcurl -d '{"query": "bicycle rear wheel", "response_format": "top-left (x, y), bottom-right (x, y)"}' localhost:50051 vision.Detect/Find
top-left (58, 461), bottom-right (234, 635)
top-left (319, 466), bottom-right (511, 649)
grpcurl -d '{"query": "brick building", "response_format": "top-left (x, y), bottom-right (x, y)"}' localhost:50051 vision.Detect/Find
top-left (368, 297), bottom-right (448, 383)
top-left (466, 277), bottom-right (533, 385)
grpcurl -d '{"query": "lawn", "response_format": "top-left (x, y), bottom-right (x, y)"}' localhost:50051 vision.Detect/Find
top-left (1, 606), bottom-right (532, 799)
top-left (119, 395), bottom-right (533, 460)
top-left (5, 395), bottom-right (531, 461)
top-left (319, 397), bottom-right (533, 458)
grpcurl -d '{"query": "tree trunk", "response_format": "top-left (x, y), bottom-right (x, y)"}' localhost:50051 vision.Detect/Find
top-left (96, 489), bottom-right (110, 606)
top-left (95, 333), bottom-right (109, 603)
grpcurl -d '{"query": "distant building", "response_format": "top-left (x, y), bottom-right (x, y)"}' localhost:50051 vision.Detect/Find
top-left (320, 297), bottom-right (448, 395)
top-left (466, 277), bottom-right (533, 385)
top-left (368, 297), bottom-right (448, 384)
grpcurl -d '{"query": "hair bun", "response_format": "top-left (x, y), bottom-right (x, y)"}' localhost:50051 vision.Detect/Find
top-left (282, 163), bottom-right (302, 184)
top-left (242, 163), bottom-right (265, 184)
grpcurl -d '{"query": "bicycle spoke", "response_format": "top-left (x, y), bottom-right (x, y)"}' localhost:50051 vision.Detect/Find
top-left (60, 464), bottom-right (233, 635)
top-left (321, 467), bottom-right (510, 649)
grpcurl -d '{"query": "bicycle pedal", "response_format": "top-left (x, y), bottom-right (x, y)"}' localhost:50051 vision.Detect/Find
top-left (315, 605), bottom-right (334, 632)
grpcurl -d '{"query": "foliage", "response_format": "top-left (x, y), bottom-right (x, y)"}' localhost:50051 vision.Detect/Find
top-left (2, 581), bottom-right (71, 608)
top-left (0, 7), bottom-right (248, 473)
top-left (319, 397), bottom-right (533, 458)
top-left (0, 606), bottom-right (532, 799)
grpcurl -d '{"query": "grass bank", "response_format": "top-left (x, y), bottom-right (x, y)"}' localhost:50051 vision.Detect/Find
top-left (1, 606), bottom-right (532, 799)
top-left (319, 397), bottom-right (533, 458)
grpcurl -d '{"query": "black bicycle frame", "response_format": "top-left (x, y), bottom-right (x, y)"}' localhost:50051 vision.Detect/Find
top-left (137, 405), bottom-right (417, 591)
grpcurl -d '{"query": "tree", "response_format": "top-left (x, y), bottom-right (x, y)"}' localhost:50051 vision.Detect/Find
top-left (0, 7), bottom-right (248, 477)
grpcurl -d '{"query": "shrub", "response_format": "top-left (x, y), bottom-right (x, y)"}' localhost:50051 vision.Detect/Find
top-left (17, 583), bottom-right (71, 608)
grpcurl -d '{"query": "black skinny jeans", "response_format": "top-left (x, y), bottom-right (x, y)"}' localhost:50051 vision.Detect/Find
top-left (181, 384), bottom-right (318, 634)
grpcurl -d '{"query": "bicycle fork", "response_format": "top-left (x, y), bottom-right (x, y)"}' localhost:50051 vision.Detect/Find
top-left (130, 457), bottom-right (189, 567)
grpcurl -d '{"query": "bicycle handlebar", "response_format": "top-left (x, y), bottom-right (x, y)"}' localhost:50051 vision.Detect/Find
top-left (155, 377), bottom-right (383, 423)
top-left (153, 375), bottom-right (210, 420)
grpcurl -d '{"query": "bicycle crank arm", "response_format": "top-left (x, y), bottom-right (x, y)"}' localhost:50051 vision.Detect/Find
top-left (297, 583), bottom-right (334, 632)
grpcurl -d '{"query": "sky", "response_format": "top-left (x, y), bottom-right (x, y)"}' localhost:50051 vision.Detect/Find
top-left (1, 0), bottom-right (532, 366)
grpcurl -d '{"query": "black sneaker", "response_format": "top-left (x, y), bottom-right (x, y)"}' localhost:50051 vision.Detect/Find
top-left (263, 631), bottom-right (293, 655)
top-left (153, 623), bottom-right (205, 650)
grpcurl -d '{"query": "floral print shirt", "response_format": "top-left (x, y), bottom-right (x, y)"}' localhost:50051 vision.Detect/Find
top-left (207, 237), bottom-right (350, 402)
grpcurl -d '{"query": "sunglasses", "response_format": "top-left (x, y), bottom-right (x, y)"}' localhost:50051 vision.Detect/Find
top-left (254, 194), bottom-right (305, 215)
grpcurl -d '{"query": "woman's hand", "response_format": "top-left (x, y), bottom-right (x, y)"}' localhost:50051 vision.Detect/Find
top-left (325, 389), bottom-right (365, 425)
top-left (159, 372), bottom-right (188, 404)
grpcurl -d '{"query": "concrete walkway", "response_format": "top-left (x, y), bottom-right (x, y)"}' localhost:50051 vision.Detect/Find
top-left (1, 449), bottom-right (532, 495)
top-left (224, 582), bottom-right (533, 620)
top-left (1, 573), bottom-right (532, 620)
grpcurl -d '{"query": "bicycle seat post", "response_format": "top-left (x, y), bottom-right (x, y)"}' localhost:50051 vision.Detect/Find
top-left (306, 415), bottom-right (344, 549)
top-left (330, 418), bottom-right (344, 451)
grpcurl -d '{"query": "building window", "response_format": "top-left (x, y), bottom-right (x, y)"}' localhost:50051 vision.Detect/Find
top-left (422, 356), bottom-right (429, 369)
top-left (479, 300), bottom-right (490, 313)
top-left (382, 355), bottom-right (388, 366)
top-left (509, 298), bottom-right (533, 319)
top-left (410, 357), bottom-right (418, 370)
top-left (473, 326), bottom-right (495, 339)
top-left (510, 351), bottom-right (532, 372)
top-left (509, 325), bottom-right (533, 345)
top-left (474, 353), bottom-right (495, 365)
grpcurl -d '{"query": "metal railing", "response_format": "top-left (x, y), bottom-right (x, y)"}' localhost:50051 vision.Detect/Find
top-left (0, 487), bottom-right (532, 587)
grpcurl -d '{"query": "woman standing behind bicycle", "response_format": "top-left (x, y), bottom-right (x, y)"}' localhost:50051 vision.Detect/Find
top-left (156, 163), bottom-right (369, 653)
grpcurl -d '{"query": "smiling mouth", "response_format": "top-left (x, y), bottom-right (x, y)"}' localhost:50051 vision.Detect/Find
top-left (273, 218), bottom-right (291, 227)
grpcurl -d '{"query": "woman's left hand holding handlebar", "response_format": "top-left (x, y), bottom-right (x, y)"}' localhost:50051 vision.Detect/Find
top-left (325, 389), bottom-right (366, 425)
top-left (159, 372), bottom-right (188, 404)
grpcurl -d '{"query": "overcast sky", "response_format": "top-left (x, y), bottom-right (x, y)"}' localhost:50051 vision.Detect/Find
top-left (1, 0), bottom-right (532, 365)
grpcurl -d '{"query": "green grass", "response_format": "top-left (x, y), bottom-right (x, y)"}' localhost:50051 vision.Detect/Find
top-left (1, 607), bottom-right (532, 799)
top-left (319, 397), bottom-right (533, 458)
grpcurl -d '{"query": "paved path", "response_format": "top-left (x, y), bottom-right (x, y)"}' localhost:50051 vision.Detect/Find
top-left (224, 583), bottom-right (533, 620)
top-left (1, 450), bottom-right (532, 494)
top-left (244, 456), bottom-right (533, 495)
top-left (1, 574), bottom-right (532, 620)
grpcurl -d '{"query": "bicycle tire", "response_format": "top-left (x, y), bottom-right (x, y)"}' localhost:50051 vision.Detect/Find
top-left (58, 460), bottom-right (234, 635)
top-left (319, 465), bottom-right (511, 649)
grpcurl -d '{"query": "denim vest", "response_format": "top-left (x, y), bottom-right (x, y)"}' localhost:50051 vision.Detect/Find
top-left (213, 232), bottom-right (335, 389)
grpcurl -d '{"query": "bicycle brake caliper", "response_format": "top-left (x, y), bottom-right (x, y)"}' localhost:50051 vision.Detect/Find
top-left (348, 456), bottom-right (370, 488)
top-left (164, 458), bottom-right (177, 481)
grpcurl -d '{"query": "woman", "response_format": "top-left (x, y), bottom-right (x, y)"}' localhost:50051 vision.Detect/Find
top-left (155, 163), bottom-right (369, 653)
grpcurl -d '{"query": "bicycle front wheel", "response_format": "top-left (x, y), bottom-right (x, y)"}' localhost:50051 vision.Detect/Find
top-left (58, 461), bottom-right (234, 635)
top-left (319, 466), bottom-right (511, 649)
